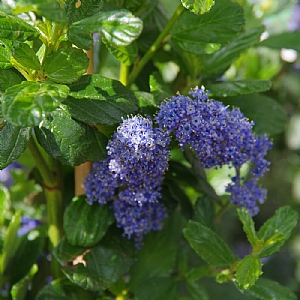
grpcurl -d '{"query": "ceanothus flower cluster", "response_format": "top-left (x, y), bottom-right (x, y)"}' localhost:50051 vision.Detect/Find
top-left (85, 116), bottom-right (170, 247)
top-left (155, 86), bottom-right (272, 216)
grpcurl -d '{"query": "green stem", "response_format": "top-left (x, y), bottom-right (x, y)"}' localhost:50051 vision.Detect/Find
top-left (119, 63), bottom-right (129, 86)
top-left (28, 137), bottom-right (63, 279)
top-left (127, 3), bottom-right (185, 87)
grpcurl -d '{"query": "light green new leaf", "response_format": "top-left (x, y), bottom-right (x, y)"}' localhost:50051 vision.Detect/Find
top-left (235, 255), bottom-right (262, 289)
top-left (172, 0), bottom-right (244, 54)
top-left (181, 0), bottom-right (215, 15)
top-left (68, 9), bottom-right (143, 50)
top-left (237, 208), bottom-right (258, 247)
top-left (259, 31), bottom-right (300, 52)
top-left (257, 206), bottom-right (298, 258)
top-left (0, 11), bottom-right (39, 41)
top-left (208, 80), bottom-right (271, 97)
top-left (44, 48), bottom-right (89, 84)
top-left (2, 81), bottom-right (70, 127)
top-left (183, 221), bottom-right (237, 268)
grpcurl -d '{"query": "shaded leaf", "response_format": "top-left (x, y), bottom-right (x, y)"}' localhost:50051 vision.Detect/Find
top-left (194, 197), bottom-right (215, 230)
top-left (65, 74), bottom-right (138, 125)
top-left (107, 41), bottom-right (138, 66)
top-left (237, 208), bottom-right (257, 247)
top-left (0, 40), bottom-right (12, 69)
top-left (44, 47), bottom-right (89, 84)
top-left (185, 280), bottom-right (209, 300)
top-left (2, 81), bottom-right (69, 127)
top-left (235, 254), bottom-right (262, 289)
top-left (171, 0), bottom-right (244, 54)
top-left (64, 195), bottom-right (114, 247)
top-left (183, 221), bottom-right (237, 268)
top-left (257, 206), bottom-right (298, 257)
top-left (208, 80), bottom-right (272, 97)
top-left (181, 0), bottom-right (215, 15)
top-left (0, 68), bottom-right (24, 93)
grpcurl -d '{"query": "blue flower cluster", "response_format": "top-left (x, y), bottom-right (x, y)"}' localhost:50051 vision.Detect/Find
top-left (85, 116), bottom-right (169, 246)
top-left (155, 86), bottom-right (272, 216)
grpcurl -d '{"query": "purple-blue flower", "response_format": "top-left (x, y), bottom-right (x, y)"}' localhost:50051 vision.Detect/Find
top-left (0, 162), bottom-right (24, 188)
top-left (18, 216), bottom-right (43, 236)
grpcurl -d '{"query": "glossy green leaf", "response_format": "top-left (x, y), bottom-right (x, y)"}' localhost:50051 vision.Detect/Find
top-left (208, 80), bottom-right (272, 97)
top-left (181, 0), bottom-right (215, 15)
top-left (201, 26), bottom-right (264, 75)
top-left (0, 12), bottom-right (39, 41)
top-left (65, 0), bottom-right (103, 24)
top-left (183, 221), bottom-right (237, 268)
top-left (259, 31), bottom-right (300, 52)
top-left (0, 122), bottom-right (30, 170)
top-left (64, 195), bottom-right (114, 247)
top-left (35, 108), bottom-right (108, 166)
top-left (0, 40), bottom-right (12, 69)
top-left (0, 68), bottom-right (23, 93)
top-left (257, 206), bottom-right (298, 258)
top-left (194, 197), bottom-right (215, 230)
top-left (44, 48), bottom-right (89, 84)
top-left (171, 0), bottom-right (244, 54)
top-left (2, 81), bottom-right (69, 127)
top-left (12, 42), bottom-right (41, 70)
top-left (237, 208), bottom-right (258, 247)
top-left (223, 94), bottom-right (287, 135)
top-left (68, 10), bottom-right (143, 50)
top-left (235, 255), bottom-right (262, 289)
top-left (65, 74), bottom-right (138, 125)
top-left (243, 278), bottom-right (297, 300)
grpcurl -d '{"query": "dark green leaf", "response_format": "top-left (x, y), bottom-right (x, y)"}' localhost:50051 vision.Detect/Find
top-left (0, 11), bottom-right (39, 41)
top-left (243, 278), bottom-right (297, 300)
top-left (183, 221), bottom-right (237, 268)
top-left (0, 122), bottom-right (30, 170)
top-left (149, 72), bottom-right (172, 105)
top-left (171, 0), bottom-right (244, 54)
top-left (68, 10), bottom-right (143, 50)
top-left (35, 108), bottom-right (107, 166)
top-left (257, 206), bottom-right (298, 257)
top-left (222, 94), bottom-right (287, 135)
top-left (185, 266), bottom-right (208, 282)
top-left (12, 42), bottom-right (41, 70)
top-left (208, 80), bottom-right (272, 97)
top-left (44, 48), bottom-right (89, 84)
top-left (181, 0), bottom-right (215, 15)
top-left (237, 208), bottom-right (257, 247)
top-left (185, 281), bottom-right (209, 300)
top-left (201, 26), bottom-right (264, 75)
top-left (133, 277), bottom-right (178, 300)
top-left (235, 255), bottom-right (262, 289)
top-left (65, 0), bottom-right (103, 24)
top-left (194, 197), bottom-right (215, 230)
top-left (0, 68), bottom-right (24, 93)
top-left (65, 74), bottom-right (138, 126)
top-left (0, 40), bottom-right (12, 69)
top-left (64, 195), bottom-right (114, 247)
top-left (2, 81), bottom-right (69, 127)
top-left (36, 2), bottom-right (67, 23)
top-left (107, 41), bottom-right (138, 66)
top-left (259, 31), bottom-right (300, 52)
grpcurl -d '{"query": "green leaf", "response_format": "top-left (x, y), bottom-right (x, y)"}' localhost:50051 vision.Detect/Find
top-left (194, 197), bottom-right (215, 230)
top-left (181, 0), bottom-right (215, 15)
top-left (257, 206), bottom-right (298, 258)
top-left (44, 48), bottom-right (89, 84)
top-left (12, 42), bottom-right (41, 70)
top-left (222, 94), bottom-right (287, 135)
top-left (171, 0), bottom-right (244, 54)
top-left (65, 74), bottom-right (138, 126)
top-left (0, 12), bottom-right (39, 41)
top-left (243, 278), bottom-right (297, 300)
top-left (2, 81), bottom-right (69, 127)
top-left (0, 122), bottom-right (30, 170)
top-left (235, 255), bottom-right (262, 289)
top-left (35, 108), bottom-right (108, 166)
top-left (0, 40), bottom-right (12, 69)
top-left (259, 31), bottom-right (300, 52)
top-left (183, 220), bottom-right (237, 268)
top-left (0, 68), bottom-right (24, 93)
top-left (201, 26), bottom-right (264, 75)
top-left (208, 80), bottom-right (272, 97)
top-left (64, 0), bottom-right (103, 24)
top-left (68, 10), bottom-right (143, 50)
top-left (107, 41), bottom-right (138, 66)
top-left (54, 238), bottom-right (133, 293)
top-left (237, 208), bottom-right (257, 247)
top-left (64, 195), bottom-right (114, 247)
top-left (0, 186), bottom-right (10, 225)
top-left (185, 281), bottom-right (209, 300)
